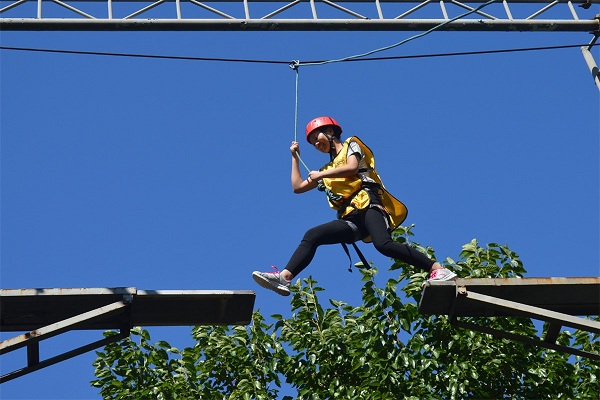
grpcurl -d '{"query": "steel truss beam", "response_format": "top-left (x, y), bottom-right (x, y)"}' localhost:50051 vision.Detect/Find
top-left (0, 287), bottom-right (255, 383)
top-left (0, 299), bottom-right (132, 383)
top-left (0, 0), bottom-right (599, 31)
top-left (451, 287), bottom-right (600, 360)
top-left (419, 278), bottom-right (600, 361)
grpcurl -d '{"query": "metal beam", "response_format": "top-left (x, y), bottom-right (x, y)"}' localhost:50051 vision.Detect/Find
top-left (1, 18), bottom-right (598, 31)
top-left (0, 287), bottom-right (256, 383)
top-left (456, 287), bottom-right (600, 333)
top-left (0, 300), bottom-right (132, 383)
top-left (1, 329), bottom-right (129, 383)
top-left (0, 300), bottom-right (130, 355)
top-left (543, 322), bottom-right (562, 343)
top-left (420, 277), bottom-right (600, 316)
top-left (419, 277), bottom-right (600, 360)
top-left (452, 318), bottom-right (600, 360)
top-left (451, 286), bottom-right (600, 359)
top-left (0, 288), bottom-right (256, 331)
top-left (581, 35), bottom-right (600, 91)
top-left (0, 0), bottom-right (599, 32)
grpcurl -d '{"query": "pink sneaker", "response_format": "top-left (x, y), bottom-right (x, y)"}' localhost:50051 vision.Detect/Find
top-left (428, 268), bottom-right (457, 281)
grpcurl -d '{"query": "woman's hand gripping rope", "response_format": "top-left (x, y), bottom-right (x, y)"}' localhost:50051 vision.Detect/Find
top-left (291, 140), bottom-right (342, 201)
top-left (290, 140), bottom-right (312, 175)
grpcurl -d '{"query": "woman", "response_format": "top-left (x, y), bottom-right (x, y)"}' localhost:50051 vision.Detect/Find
top-left (253, 116), bottom-right (456, 296)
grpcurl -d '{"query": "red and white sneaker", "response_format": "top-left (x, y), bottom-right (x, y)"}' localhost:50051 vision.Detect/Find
top-left (428, 268), bottom-right (457, 281)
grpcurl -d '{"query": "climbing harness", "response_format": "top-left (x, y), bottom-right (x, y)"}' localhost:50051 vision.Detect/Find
top-left (318, 136), bottom-right (408, 233)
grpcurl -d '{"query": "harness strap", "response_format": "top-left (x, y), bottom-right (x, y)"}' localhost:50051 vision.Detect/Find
top-left (341, 242), bottom-right (371, 272)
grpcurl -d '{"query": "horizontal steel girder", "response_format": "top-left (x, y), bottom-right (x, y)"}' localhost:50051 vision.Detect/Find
top-left (1, 18), bottom-right (599, 31)
top-left (0, 0), bottom-right (599, 32)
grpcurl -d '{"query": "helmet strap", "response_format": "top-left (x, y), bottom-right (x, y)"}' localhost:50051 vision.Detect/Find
top-left (327, 135), bottom-right (336, 162)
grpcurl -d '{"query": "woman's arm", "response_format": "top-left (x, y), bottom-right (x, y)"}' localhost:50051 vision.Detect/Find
top-left (307, 153), bottom-right (359, 182)
top-left (290, 141), bottom-right (319, 194)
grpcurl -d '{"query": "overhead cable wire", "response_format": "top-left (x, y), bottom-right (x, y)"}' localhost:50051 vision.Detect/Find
top-left (0, 46), bottom-right (289, 64)
top-left (348, 43), bottom-right (598, 62)
top-left (0, 43), bottom-right (594, 65)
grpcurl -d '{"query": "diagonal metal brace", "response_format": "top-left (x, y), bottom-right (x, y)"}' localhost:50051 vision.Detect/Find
top-left (458, 288), bottom-right (600, 333)
top-left (581, 33), bottom-right (600, 91)
top-left (451, 286), bottom-right (600, 360)
top-left (0, 329), bottom-right (129, 384)
top-left (453, 318), bottom-right (600, 360)
top-left (0, 300), bottom-right (131, 383)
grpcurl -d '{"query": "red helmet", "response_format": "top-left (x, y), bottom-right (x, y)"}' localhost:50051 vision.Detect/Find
top-left (305, 116), bottom-right (342, 143)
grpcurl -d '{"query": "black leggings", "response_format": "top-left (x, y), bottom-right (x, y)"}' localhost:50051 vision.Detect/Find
top-left (284, 207), bottom-right (435, 277)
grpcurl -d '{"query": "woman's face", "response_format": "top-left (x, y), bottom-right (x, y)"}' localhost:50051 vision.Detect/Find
top-left (308, 128), bottom-right (333, 154)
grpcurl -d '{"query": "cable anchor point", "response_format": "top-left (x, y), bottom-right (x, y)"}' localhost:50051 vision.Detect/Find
top-left (289, 60), bottom-right (300, 70)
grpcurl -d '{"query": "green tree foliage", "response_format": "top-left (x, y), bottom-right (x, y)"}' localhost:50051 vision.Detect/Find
top-left (92, 226), bottom-right (599, 399)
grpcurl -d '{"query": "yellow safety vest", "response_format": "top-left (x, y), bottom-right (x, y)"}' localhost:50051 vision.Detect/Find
top-left (320, 136), bottom-right (408, 239)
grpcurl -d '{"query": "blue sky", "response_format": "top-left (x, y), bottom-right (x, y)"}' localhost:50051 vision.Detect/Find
top-left (1, 3), bottom-right (599, 398)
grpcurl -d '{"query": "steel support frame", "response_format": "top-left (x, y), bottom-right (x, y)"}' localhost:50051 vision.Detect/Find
top-left (1, 18), bottom-right (598, 30)
top-left (0, 299), bottom-right (132, 384)
top-left (450, 285), bottom-right (600, 360)
top-left (1, 0), bottom-right (599, 31)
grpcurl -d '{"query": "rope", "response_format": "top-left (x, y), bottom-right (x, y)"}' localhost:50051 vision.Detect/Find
top-left (290, 60), bottom-right (300, 144)
top-left (288, 60), bottom-right (338, 206)
top-left (289, 60), bottom-right (311, 173)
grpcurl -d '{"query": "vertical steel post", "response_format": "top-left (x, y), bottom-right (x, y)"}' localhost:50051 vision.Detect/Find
top-left (566, 1), bottom-right (579, 20)
top-left (440, 1), bottom-right (449, 19)
top-left (502, 0), bottom-right (514, 19)
top-left (243, 0), bottom-right (250, 19)
top-left (27, 343), bottom-right (39, 367)
top-left (375, 0), bottom-right (383, 19)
